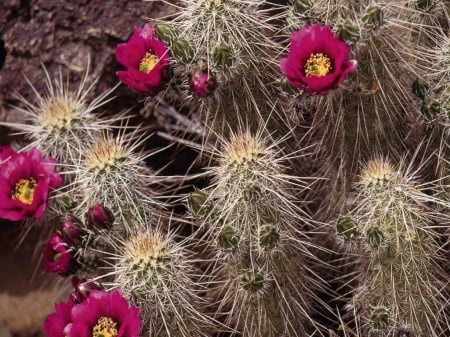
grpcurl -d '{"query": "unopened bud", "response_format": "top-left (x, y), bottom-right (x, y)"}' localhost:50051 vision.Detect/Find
top-left (369, 306), bottom-right (389, 330)
top-left (172, 39), bottom-right (195, 64)
top-left (60, 213), bottom-right (83, 246)
top-left (240, 270), bottom-right (265, 292)
top-left (420, 98), bottom-right (441, 120)
top-left (213, 45), bottom-right (233, 69)
top-left (365, 226), bottom-right (384, 247)
top-left (335, 20), bottom-right (360, 44)
top-left (86, 203), bottom-right (114, 230)
top-left (412, 78), bottom-right (429, 100)
top-left (188, 68), bottom-right (217, 97)
top-left (243, 183), bottom-right (261, 202)
top-left (71, 276), bottom-right (102, 304)
top-left (155, 23), bottom-right (177, 43)
top-left (362, 5), bottom-right (384, 29)
top-left (336, 216), bottom-right (358, 240)
top-left (259, 225), bottom-right (280, 249)
top-left (188, 191), bottom-right (212, 217)
top-left (217, 226), bottom-right (239, 251)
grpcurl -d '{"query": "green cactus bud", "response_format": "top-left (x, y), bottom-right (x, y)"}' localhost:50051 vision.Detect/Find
top-left (213, 44), bottom-right (233, 69)
top-left (172, 39), bottom-right (195, 64)
top-left (293, 0), bottom-right (312, 14)
top-left (415, 0), bottom-right (434, 11)
top-left (261, 207), bottom-right (279, 225)
top-left (188, 191), bottom-right (212, 217)
top-left (412, 78), bottom-right (430, 100)
top-left (420, 99), bottom-right (441, 120)
top-left (259, 225), bottom-right (280, 249)
top-left (362, 5), bottom-right (384, 29)
top-left (369, 306), bottom-right (389, 330)
top-left (217, 226), bottom-right (239, 251)
top-left (279, 77), bottom-right (301, 95)
top-left (336, 216), bottom-right (358, 240)
top-left (243, 183), bottom-right (261, 201)
top-left (155, 23), bottom-right (177, 43)
top-left (240, 270), bottom-right (265, 292)
top-left (335, 20), bottom-right (360, 44)
top-left (366, 226), bottom-right (384, 247)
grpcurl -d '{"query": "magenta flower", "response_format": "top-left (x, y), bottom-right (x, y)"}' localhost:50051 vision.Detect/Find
top-left (189, 68), bottom-right (217, 97)
top-left (43, 233), bottom-right (74, 275)
top-left (0, 147), bottom-right (62, 221)
top-left (86, 203), bottom-right (114, 230)
top-left (116, 23), bottom-right (169, 94)
top-left (44, 296), bottom-right (74, 337)
top-left (68, 289), bottom-right (141, 337)
top-left (280, 24), bottom-right (357, 95)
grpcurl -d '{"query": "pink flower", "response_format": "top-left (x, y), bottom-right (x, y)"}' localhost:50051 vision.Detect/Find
top-left (0, 147), bottom-right (62, 221)
top-left (86, 203), bottom-right (114, 230)
top-left (71, 276), bottom-right (102, 304)
top-left (42, 233), bottom-right (74, 275)
top-left (44, 296), bottom-right (74, 337)
top-left (188, 68), bottom-right (217, 97)
top-left (68, 289), bottom-right (141, 337)
top-left (116, 24), bottom-right (170, 94)
top-left (280, 24), bottom-right (357, 95)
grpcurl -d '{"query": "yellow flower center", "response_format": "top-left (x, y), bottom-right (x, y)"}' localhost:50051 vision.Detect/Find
top-left (12, 178), bottom-right (37, 205)
top-left (304, 53), bottom-right (332, 77)
top-left (92, 317), bottom-right (118, 337)
top-left (139, 52), bottom-right (159, 74)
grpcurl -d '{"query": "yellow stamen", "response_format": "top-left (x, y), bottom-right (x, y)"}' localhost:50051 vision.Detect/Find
top-left (304, 53), bottom-right (332, 77)
top-left (12, 178), bottom-right (37, 205)
top-left (139, 52), bottom-right (159, 74)
top-left (92, 317), bottom-right (118, 337)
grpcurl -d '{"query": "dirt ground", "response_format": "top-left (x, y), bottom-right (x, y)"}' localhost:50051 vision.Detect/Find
top-left (0, 1), bottom-right (172, 336)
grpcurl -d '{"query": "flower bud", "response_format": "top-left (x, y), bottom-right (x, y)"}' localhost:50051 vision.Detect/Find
top-left (240, 270), bottom-right (265, 292)
top-left (369, 306), bottom-right (389, 330)
top-left (259, 225), bottom-right (280, 249)
top-left (412, 78), bottom-right (429, 100)
top-left (172, 39), bottom-right (195, 64)
top-left (415, 0), bottom-right (434, 11)
top-left (155, 23), bottom-right (177, 43)
top-left (86, 203), bottom-right (114, 230)
top-left (335, 20), bottom-right (360, 44)
top-left (293, 0), bottom-right (312, 14)
top-left (188, 68), bottom-right (217, 97)
top-left (42, 233), bottom-right (75, 276)
top-left (362, 5), bottom-right (384, 29)
top-left (217, 226), bottom-right (239, 251)
top-left (213, 44), bottom-right (233, 69)
top-left (365, 226), bottom-right (384, 247)
top-left (336, 216), bottom-right (358, 240)
top-left (188, 191), bottom-right (212, 217)
top-left (261, 207), bottom-right (279, 225)
top-left (420, 98), bottom-right (441, 120)
top-left (71, 276), bottom-right (102, 304)
top-left (243, 183), bottom-right (261, 202)
top-left (60, 213), bottom-right (83, 246)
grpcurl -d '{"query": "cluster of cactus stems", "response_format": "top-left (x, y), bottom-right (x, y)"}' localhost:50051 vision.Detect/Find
top-left (1, 1), bottom-right (449, 337)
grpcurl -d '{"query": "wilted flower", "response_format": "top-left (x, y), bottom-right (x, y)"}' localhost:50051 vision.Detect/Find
top-left (280, 24), bottom-right (357, 95)
top-left (68, 289), bottom-right (141, 337)
top-left (86, 203), bottom-right (114, 230)
top-left (42, 233), bottom-right (74, 275)
top-left (189, 68), bottom-right (217, 97)
top-left (43, 296), bottom-right (74, 337)
top-left (0, 147), bottom-right (62, 221)
top-left (115, 23), bottom-right (169, 94)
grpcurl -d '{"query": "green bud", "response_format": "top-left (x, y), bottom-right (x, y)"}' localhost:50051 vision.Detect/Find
top-left (261, 207), bottom-right (279, 225)
top-left (188, 191), bottom-right (212, 217)
top-left (362, 5), bottom-right (384, 29)
top-left (293, 0), bottom-right (312, 14)
top-left (415, 0), bottom-right (434, 11)
top-left (335, 20), bottom-right (360, 44)
top-left (260, 225), bottom-right (280, 249)
top-left (58, 195), bottom-right (77, 211)
top-left (172, 39), bottom-right (195, 64)
top-left (420, 99), bottom-right (441, 120)
top-left (336, 217), bottom-right (358, 240)
top-left (217, 226), bottom-right (239, 251)
top-left (369, 306), bottom-right (389, 330)
top-left (155, 23), bottom-right (177, 43)
top-left (280, 77), bottom-right (301, 95)
top-left (412, 78), bottom-right (429, 100)
top-left (243, 183), bottom-right (261, 202)
top-left (240, 270), bottom-right (265, 292)
top-left (213, 44), bottom-right (233, 69)
top-left (365, 226), bottom-right (384, 247)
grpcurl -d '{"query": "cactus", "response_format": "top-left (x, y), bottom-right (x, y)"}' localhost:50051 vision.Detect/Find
top-left (338, 157), bottom-right (449, 337)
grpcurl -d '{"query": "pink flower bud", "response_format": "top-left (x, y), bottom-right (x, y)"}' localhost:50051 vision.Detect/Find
top-left (71, 276), bottom-right (102, 304)
top-left (60, 213), bottom-right (82, 246)
top-left (86, 203), bottom-right (114, 230)
top-left (188, 68), bottom-right (217, 97)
